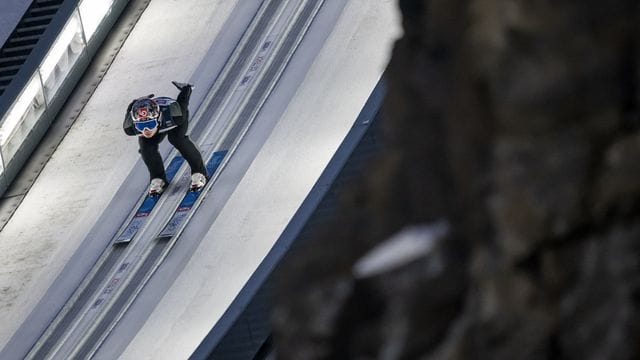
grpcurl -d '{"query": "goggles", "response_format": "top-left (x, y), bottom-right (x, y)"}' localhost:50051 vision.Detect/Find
top-left (134, 118), bottom-right (159, 132)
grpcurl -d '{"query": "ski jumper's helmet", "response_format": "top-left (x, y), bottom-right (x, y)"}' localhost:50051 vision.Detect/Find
top-left (131, 98), bottom-right (160, 122)
top-left (131, 98), bottom-right (160, 133)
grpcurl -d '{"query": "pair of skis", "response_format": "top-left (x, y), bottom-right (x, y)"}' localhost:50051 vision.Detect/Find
top-left (113, 150), bottom-right (227, 245)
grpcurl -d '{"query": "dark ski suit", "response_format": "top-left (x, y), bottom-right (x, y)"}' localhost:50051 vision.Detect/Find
top-left (123, 86), bottom-right (206, 183)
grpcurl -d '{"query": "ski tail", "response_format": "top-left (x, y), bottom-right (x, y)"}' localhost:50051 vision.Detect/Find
top-left (156, 150), bottom-right (227, 239)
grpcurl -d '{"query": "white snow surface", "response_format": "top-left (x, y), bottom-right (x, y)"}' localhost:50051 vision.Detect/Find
top-left (0, 0), bottom-right (237, 349)
top-left (353, 221), bottom-right (450, 279)
top-left (0, 0), bottom-right (402, 358)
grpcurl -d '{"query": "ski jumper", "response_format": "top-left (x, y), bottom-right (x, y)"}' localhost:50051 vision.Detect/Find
top-left (123, 86), bottom-right (206, 183)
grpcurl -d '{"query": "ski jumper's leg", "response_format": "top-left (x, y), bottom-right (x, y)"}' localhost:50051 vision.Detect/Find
top-left (168, 127), bottom-right (206, 175)
top-left (138, 134), bottom-right (168, 182)
top-left (169, 85), bottom-right (207, 176)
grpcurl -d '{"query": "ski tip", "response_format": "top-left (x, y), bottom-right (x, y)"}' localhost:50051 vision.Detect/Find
top-left (113, 239), bottom-right (132, 246)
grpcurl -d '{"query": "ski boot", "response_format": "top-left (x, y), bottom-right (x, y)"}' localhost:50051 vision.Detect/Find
top-left (190, 173), bottom-right (207, 191)
top-left (149, 178), bottom-right (166, 196)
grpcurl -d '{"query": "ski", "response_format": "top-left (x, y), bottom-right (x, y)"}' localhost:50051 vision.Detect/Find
top-left (113, 156), bottom-right (185, 245)
top-left (157, 150), bottom-right (227, 240)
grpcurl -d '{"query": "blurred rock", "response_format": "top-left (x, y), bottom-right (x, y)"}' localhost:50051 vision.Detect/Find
top-left (558, 224), bottom-right (640, 360)
top-left (273, 0), bottom-right (640, 359)
top-left (594, 132), bottom-right (640, 220)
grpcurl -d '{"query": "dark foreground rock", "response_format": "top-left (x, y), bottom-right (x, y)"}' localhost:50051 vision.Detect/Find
top-left (273, 1), bottom-right (640, 359)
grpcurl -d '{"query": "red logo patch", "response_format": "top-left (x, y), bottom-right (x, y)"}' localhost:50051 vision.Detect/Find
top-left (138, 108), bottom-right (148, 118)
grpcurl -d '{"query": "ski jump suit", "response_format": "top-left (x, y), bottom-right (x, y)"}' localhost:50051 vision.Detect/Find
top-left (123, 86), bottom-right (206, 183)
